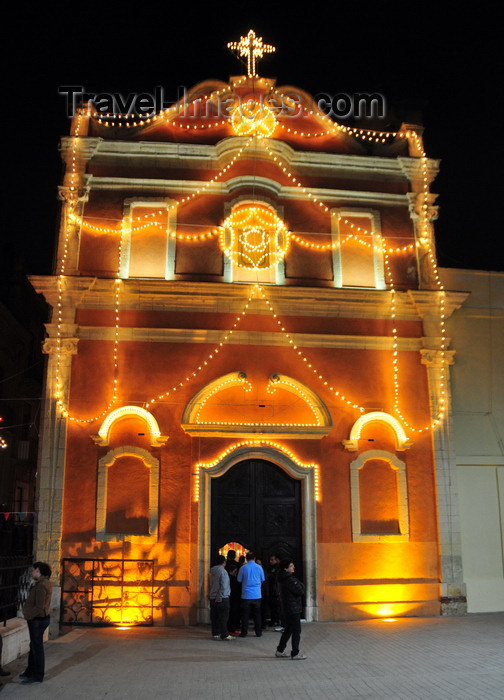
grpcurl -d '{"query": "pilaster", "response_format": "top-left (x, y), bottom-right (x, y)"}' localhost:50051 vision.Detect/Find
top-left (35, 328), bottom-right (78, 636)
top-left (56, 184), bottom-right (90, 275)
top-left (421, 348), bottom-right (467, 615)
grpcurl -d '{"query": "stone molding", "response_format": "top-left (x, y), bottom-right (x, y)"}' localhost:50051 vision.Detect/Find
top-left (31, 276), bottom-right (469, 322)
top-left (66, 134), bottom-right (425, 184)
top-left (70, 326), bottom-right (426, 351)
top-left (87, 175), bottom-right (409, 209)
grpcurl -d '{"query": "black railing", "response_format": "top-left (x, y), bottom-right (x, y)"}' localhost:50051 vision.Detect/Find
top-left (0, 555), bottom-right (33, 625)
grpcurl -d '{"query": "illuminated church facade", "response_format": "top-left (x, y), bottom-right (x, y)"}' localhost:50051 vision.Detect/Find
top-left (32, 32), bottom-right (471, 628)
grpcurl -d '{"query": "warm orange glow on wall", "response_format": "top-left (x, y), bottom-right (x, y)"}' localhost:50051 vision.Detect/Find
top-left (182, 370), bottom-right (332, 437)
top-left (356, 602), bottom-right (417, 618)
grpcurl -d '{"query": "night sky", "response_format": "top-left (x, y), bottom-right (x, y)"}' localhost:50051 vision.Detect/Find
top-left (5, 4), bottom-right (501, 275)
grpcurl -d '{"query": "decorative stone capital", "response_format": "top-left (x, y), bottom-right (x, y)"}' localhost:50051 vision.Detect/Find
top-left (43, 337), bottom-right (79, 355)
top-left (420, 349), bottom-right (455, 367)
top-left (406, 192), bottom-right (439, 221)
top-left (58, 185), bottom-right (90, 204)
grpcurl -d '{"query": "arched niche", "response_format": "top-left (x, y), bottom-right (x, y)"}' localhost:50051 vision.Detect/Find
top-left (342, 411), bottom-right (412, 452)
top-left (96, 446), bottom-right (159, 543)
top-left (92, 406), bottom-right (168, 447)
top-left (350, 450), bottom-right (409, 542)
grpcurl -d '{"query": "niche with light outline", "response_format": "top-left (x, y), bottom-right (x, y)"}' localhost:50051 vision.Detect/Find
top-left (342, 411), bottom-right (413, 452)
top-left (92, 406), bottom-right (168, 447)
top-left (182, 371), bottom-right (332, 438)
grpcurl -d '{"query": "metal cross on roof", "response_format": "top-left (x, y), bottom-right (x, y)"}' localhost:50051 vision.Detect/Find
top-left (228, 29), bottom-right (275, 78)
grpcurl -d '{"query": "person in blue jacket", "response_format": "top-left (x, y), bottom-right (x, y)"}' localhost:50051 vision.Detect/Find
top-left (237, 551), bottom-right (265, 637)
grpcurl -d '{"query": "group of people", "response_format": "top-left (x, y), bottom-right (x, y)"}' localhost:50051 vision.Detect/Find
top-left (2, 554), bottom-right (302, 685)
top-left (208, 550), bottom-right (306, 660)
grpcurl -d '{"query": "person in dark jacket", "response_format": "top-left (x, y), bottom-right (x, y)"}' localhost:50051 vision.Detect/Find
top-left (267, 553), bottom-right (281, 627)
top-left (20, 561), bottom-right (53, 683)
top-left (275, 558), bottom-right (306, 660)
top-left (227, 564), bottom-right (242, 635)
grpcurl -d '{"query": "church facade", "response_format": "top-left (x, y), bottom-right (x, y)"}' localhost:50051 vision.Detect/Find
top-left (32, 33), bottom-right (469, 629)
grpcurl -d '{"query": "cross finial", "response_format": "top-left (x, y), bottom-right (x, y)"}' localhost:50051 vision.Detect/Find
top-left (228, 29), bottom-right (275, 78)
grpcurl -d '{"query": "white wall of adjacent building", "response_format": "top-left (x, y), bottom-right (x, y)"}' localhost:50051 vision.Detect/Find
top-left (441, 268), bottom-right (504, 612)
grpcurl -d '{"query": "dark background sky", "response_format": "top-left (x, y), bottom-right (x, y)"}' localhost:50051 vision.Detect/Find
top-left (4, 3), bottom-right (501, 275)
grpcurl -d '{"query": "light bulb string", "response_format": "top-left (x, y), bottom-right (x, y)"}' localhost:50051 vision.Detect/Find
top-left (89, 81), bottom-right (409, 148)
top-left (144, 285), bottom-right (261, 410)
top-left (55, 99), bottom-right (447, 435)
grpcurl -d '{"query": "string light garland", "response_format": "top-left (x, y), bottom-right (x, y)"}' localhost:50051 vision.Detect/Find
top-left (88, 75), bottom-right (407, 150)
top-left (144, 286), bottom-right (259, 410)
top-left (194, 373), bottom-right (253, 423)
top-left (74, 212), bottom-right (417, 257)
top-left (55, 111), bottom-right (123, 423)
top-left (194, 439), bottom-right (319, 501)
top-left (261, 139), bottom-right (331, 214)
top-left (255, 285), bottom-right (365, 414)
top-left (54, 66), bottom-right (449, 437)
top-left (266, 375), bottom-right (323, 425)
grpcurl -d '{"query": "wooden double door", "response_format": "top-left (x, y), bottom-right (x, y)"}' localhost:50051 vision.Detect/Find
top-left (211, 459), bottom-right (302, 573)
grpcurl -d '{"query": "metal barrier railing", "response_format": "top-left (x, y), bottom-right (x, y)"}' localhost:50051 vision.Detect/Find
top-left (61, 558), bottom-right (154, 626)
top-left (0, 555), bottom-right (33, 626)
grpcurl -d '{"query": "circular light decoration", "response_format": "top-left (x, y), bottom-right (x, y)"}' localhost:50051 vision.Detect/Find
top-left (230, 101), bottom-right (277, 137)
top-left (220, 203), bottom-right (289, 269)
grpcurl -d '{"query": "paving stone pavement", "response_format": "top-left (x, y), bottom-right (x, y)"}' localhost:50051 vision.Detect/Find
top-left (1, 614), bottom-right (503, 699)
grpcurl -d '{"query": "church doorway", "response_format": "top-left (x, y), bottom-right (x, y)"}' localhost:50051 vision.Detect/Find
top-left (210, 459), bottom-right (303, 575)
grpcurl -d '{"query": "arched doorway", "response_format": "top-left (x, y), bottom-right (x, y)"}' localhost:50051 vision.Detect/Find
top-left (196, 445), bottom-right (317, 622)
top-left (211, 459), bottom-right (303, 574)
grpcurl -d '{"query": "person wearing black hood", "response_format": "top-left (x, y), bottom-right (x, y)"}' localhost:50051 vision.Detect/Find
top-left (274, 558), bottom-right (306, 660)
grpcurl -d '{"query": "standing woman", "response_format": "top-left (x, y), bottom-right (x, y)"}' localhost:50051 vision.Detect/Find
top-left (20, 562), bottom-right (53, 684)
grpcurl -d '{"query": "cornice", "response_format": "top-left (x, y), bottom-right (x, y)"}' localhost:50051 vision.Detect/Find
top-left (181, 424), bottom-right (330, 439)
top-left (67, 135), bottom-right (430, 183)
top-left (31, 276), bottom-right (467, 322)
top-left (407, 290), bottom-right (470, 319)
top-left (50, 324), bottom-right (424, 351)
top-left (60, 137), bottom-right (103, 163)
top-left (86, 175), bottom-right (408, 207)
top-left (398, 157), bottom-right (440, 185)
